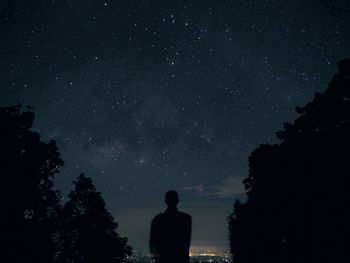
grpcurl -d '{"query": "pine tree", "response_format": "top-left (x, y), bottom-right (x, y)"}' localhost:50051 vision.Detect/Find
top-left (56, 174), bottom-right (132, 263)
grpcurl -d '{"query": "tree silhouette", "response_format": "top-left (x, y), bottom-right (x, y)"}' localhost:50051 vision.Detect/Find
top-left (55, 174), bottom-right (132, 263)
top-left (0, 105), bottom-right (63, 262)
top-left (229, 58), bottom-right (350, 263)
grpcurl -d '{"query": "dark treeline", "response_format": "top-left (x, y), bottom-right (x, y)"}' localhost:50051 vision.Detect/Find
top-left (2, 59), bottom-right (350, 263)
top-left (228, 59), bottom-right (350, 263)
top-left (0, 105), bottom-right (131, 262)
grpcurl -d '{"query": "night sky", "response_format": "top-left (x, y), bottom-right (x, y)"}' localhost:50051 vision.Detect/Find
top-left (1, 0), bottom-right (349, 252)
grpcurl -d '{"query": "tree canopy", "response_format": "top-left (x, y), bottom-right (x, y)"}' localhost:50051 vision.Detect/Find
top-left (56, 174), bottom-right (132, 263)
top-left (229, 59), bottom-right (350, 263)
top-left (0, 105), bottom-right (63, 262)
top-left (0, 105), bottom-right (132, 262)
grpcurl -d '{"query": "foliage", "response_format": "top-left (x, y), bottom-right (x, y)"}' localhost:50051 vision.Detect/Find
top-left (0, 105), bottom-right (132, 262)
top-left (0, 105), bottom-right (63, 262)
top-left (228, 59), bottom-right (350, 263)
top-left (55, 174), bottom-right (132, 263)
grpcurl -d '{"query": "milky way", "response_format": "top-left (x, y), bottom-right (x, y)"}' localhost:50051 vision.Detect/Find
top-left (1, 0), bottom-right (349, 251)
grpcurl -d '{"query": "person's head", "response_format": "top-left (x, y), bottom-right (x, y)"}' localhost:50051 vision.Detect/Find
top-left (165, 190), bottom-right (179, 207)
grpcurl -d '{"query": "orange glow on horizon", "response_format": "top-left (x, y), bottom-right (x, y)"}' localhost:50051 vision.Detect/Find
top-left (189, 246), bottom-right (229, 257)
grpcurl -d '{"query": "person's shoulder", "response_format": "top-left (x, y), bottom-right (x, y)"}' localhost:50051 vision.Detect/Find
top-left (178, 211), bottom-right (191, 220)
top-left (152, 212), bottom-right (166, 222)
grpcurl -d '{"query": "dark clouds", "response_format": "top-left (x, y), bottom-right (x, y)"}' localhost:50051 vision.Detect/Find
top-left (1, 0), bottom-right (349, 251)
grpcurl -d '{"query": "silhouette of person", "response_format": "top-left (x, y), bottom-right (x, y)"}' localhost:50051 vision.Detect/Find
top-left (150, 190), bottom-right (192, 263)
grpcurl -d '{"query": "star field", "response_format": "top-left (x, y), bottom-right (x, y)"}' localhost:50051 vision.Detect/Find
top-left (1, 0), bottom-right (349, 251)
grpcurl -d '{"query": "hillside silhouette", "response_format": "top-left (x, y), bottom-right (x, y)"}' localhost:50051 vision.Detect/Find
top-left (228, 59), bottom-right (350, 263)
top-left (0, 105), bottom-right (131, 262)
